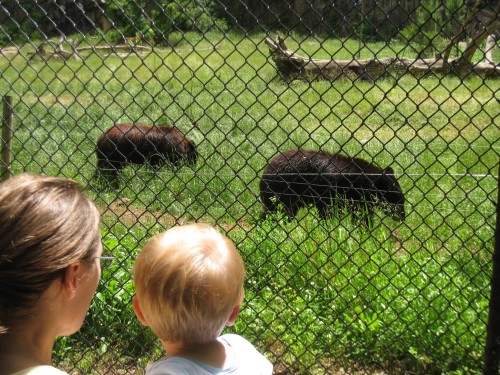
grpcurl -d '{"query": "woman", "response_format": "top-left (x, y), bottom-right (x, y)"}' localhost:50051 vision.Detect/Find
top-left (0, 173), bottom-right (103, 375)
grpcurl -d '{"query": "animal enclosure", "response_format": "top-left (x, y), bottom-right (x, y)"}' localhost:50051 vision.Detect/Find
top-left (0, 0), bottom-right (499, 374)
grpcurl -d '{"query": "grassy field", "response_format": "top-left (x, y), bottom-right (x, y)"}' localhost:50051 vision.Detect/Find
top-left (1, 31), bottom-right (499, 374)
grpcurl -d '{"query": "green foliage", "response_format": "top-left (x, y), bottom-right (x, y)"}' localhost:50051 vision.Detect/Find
top-left (100, 0), bottom-right (224, 45)
top-left (397, 0), bottom-right (466, 57)
top-left (229, 216), bottom-right (491, 373)
top-left (102, 29), bottom-right (125, 45)
top-left (0, 30), bottom-right (497, 374)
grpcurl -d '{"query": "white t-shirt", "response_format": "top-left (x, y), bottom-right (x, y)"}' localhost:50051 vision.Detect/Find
top-left (146, 334), bottom-right (273, 375)
top-left (11, 366), bottom-right (67, 375)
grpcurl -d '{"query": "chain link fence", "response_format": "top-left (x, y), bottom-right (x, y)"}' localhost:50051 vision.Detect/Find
top-left (1, 0), bottom-right (499, 374)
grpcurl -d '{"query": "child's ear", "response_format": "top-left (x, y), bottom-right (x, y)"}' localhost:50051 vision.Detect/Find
top-left (132, 295), bottom-right (149, 326)
top-left (226, 304), bottom-right (241, 327)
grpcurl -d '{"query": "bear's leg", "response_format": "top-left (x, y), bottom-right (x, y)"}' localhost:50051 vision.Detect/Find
top-left (260, 192), bottom-right (277, 220)
top-left (316, 200), bottom-right (331, 219)
top-left (96, 158), bottom-right (122, 189)
top-left (284, 202), bottom-right (299, 220)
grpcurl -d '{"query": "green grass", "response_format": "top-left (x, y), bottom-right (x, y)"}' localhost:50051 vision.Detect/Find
top-left (1, 30), bottom-right (499, 374)
top-left (227, 214), bottom-right (492, 373)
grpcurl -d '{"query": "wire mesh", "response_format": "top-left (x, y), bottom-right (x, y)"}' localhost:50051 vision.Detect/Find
top-left (0, 0), bottom-right (499, 374)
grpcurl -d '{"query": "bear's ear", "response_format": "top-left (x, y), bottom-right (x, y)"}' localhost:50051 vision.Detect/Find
top-left (384, 167), bottom-right (395, 176)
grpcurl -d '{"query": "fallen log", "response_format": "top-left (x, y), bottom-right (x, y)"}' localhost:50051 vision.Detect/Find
top-left (265, 34), bottom-right (499, 81)
top-left (28, 37), bottom-right (82, 61)
top-left (0, 47), bottom-right (19, 55)
top-left (75, 44), bottom-right (152, 53)
top-left (27, 38), bottom-right (153, 62)
top-left (28, 44), bottom-right (82, 61)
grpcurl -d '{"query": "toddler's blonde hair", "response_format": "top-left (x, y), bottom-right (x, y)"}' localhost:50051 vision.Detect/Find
top-left (133, 223), bottom-right (245, 346)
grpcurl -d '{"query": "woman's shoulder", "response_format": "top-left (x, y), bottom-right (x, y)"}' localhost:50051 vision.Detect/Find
top-left (11, 366), bottom-right (68, 375)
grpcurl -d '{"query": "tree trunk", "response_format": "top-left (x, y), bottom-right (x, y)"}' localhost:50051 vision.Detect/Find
top-left (265, 31), bottom-right (499, 81)
top-left (28, 38), bottom-right (82, 61)
top-left (265, 0), bottom-right (499, 81)
top-left (485, 34), bottom-right (497, 64)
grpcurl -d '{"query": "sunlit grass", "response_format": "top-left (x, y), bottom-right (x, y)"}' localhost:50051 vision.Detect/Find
top-left (0, 30), bottom-right (498, 374)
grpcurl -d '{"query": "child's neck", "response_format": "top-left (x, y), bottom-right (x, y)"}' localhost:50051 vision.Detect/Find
top-left (162, 339), bottom-right (229, 369)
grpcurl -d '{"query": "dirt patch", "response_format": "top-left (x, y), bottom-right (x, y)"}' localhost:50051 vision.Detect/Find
top-left (100, 198), bottom-right (180, 227)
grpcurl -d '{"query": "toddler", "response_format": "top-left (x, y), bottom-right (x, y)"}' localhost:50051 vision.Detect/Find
top-left (133, 223), bottom-right (273, 374)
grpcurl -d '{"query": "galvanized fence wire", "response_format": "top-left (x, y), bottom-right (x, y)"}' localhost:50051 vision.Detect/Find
top-left (1, 0), bottom-right (499, 374)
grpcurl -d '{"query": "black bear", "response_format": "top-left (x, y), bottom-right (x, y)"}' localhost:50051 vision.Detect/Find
top-left (259, 149), bottom-right (405, 221)
top-left (95, 123), bottom-right (197, 183)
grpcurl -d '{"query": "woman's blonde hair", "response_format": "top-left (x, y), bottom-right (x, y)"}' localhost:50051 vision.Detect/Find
top-left (134, 223), bottom-right (245, 346)
top-left (0, 173), bottom-right (101, 334)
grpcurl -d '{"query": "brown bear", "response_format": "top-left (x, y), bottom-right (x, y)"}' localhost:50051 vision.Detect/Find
top-left (259, 149), bottom-right (405, 222)
top-left (95, 123), bottom-right (197, 183)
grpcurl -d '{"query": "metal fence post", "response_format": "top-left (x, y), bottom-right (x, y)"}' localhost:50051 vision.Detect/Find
top-left (1, 95), bottom-right (13, 181)
top-left (484, 161), bottom-right (500, 374)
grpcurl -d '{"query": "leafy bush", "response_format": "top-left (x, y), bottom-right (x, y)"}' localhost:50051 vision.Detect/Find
top-left (101, 0), bottom-right (223, 45)
top-left (396, 0), bottom-right (466, 56)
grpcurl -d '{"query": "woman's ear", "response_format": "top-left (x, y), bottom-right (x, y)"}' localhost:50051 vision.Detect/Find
top-left (132, 295), bottom-right (149, 326)
top-left (226, 304), bottom-right (241, 327)
top-left (61, 262), bottom-right (83, 297)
